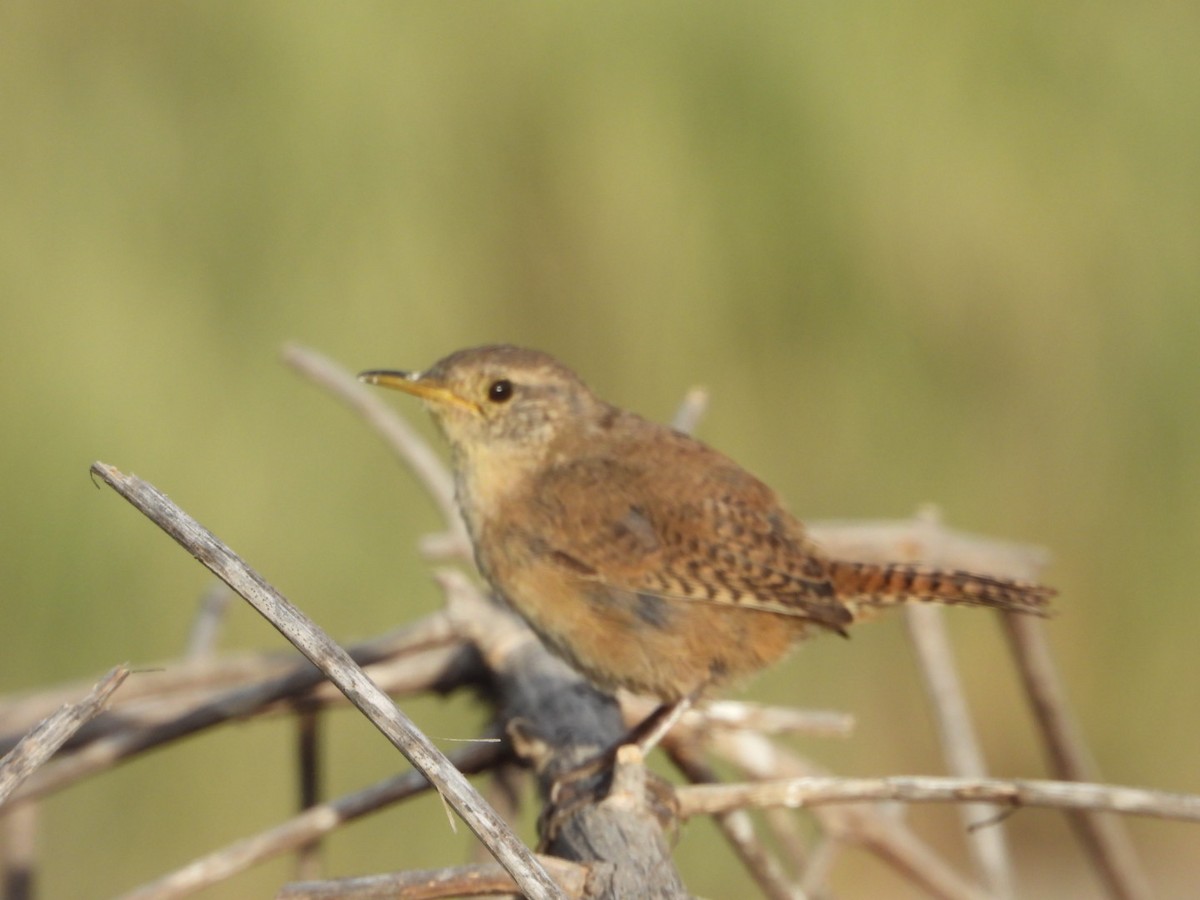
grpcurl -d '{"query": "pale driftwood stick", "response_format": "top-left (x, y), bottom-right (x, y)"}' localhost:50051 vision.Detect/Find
top-left (90, 463), bottom-right (563, 900)
top-left (277, 855), bottom-right (591, 900)
top-left (677, 775), bottom-right (1200, 823)
top-left (1003, 614), bottom-right (1153, 900)
top-left (667, 741), bottom-right (800, 900)
top-left (116, 741), bottom-right (505, 900)
top-left (707, 729), bottom-right (993, 900)
top-left (0, 665), bottom-right (128, 806)
top-left (472, 760), bottom-right (527, 866)
top-left (905, 604), bottom-right (1015, 899)
top-left (185, 582), bottom-right (232, 660)
top-left (282, 343), bottom-right (462, 535)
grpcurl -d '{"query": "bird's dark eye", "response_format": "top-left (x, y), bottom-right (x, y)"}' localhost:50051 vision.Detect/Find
top-left (487, 379), bottom-right (514, 403)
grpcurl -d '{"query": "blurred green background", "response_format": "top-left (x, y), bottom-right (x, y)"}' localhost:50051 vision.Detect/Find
top-left (2, 3), bottom-right (1198, 897)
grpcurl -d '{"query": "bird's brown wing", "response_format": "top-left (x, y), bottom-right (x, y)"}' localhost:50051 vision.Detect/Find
top-left (525, 453), bottom-right (853, 633)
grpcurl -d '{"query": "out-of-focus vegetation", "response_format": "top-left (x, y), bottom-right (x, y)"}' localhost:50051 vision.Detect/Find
top-left (1, 3), bottom-right (1197, 897)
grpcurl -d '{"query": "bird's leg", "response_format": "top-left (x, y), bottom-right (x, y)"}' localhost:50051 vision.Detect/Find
top-left (539, 690), bottom-right (700, 848)
top-left (631, 690), bottom-right (698, 756)
top-left (547, 688), bottom-right (701, 804)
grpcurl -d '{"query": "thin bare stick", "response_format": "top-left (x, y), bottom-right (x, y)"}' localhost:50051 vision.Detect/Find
top-left (473, 761), bottom-right (526, 866)
top-left (90, 462), bottom-right (562, 900)
top-left (0, 665), bottom-right (128, 806)
top-left (905, 604), bottom-right (1014, 898)
top-left (668, 742), bottom-right (802, 900)
top-left (1003, 614), bottom-right (1153, 899)
top-left (282, 343), bottom-right (462, 534)
top-left (677, 775), bottom-right (1200, 823)
top-left (277, 855), bottom-right (590, 900)
top-left (116, 741), bottom-right (504, 900)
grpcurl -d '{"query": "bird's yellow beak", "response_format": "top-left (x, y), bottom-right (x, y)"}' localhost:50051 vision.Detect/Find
top-left (358, 369), bottom-right (479, 413)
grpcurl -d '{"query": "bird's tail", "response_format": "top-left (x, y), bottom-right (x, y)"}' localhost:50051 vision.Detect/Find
top-left (827, 560), bottom-right (1054, 621)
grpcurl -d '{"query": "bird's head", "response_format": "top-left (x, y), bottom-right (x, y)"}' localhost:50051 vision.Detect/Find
top-left (360, 345), bottom-right (602, 471)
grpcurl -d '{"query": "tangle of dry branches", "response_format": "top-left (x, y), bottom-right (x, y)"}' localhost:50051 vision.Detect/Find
top-left (0, 343), bottom-right (1190, 899)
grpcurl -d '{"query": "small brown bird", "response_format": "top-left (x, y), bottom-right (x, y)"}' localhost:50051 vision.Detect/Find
top-left (361, 345), bottom-right (1053, 706)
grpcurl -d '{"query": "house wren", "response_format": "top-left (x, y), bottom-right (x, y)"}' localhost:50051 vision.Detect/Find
top-left (360, 345), bottom-right (1053, 704)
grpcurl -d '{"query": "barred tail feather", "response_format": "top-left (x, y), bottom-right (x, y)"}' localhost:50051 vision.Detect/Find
top-left (827, 560), bottom-right (1054, 621)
